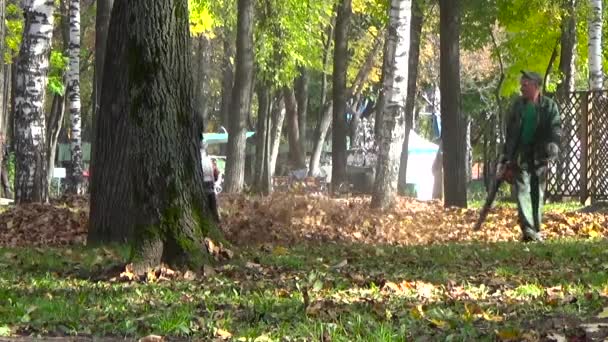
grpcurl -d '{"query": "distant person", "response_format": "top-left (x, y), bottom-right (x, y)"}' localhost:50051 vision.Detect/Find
top-left (201, 141), bottom-right (220, 221)
top-left (498, 71), bottom-right (561, 242)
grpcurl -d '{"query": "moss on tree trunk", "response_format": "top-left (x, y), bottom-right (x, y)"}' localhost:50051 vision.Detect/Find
top-left (127, 0), bottom-right (222, 273)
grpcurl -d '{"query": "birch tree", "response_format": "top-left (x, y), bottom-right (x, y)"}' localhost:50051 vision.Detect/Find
top-left (13, 0), bottom-right (56, 203)
top-left (371, 0), bottom-right (411, 209)
top-left (66, 0), bottom-right (84, 194)
top-left (588, 0), bottom-right (603, 90)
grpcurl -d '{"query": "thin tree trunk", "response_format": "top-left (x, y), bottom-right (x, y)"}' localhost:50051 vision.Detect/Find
top-left (269, 95), bottom-right (285, 176)
top-left (439, 0), bottom-right (467, 207)
top-left (331, 0), bottom-right (351, 193)
top-left (283, 86), bottom-right (306, 169)
top-left (253, 82), bottom-right (271, 193)
top-left (219, 38), bottom-right (234, 132)
top-left (127, 0), bottom-right (221, 272)
top-left (398, 0), bottom-right (423, 195)
top-left (194, 36), bottom-right (210, 125)
top-left (66, 0), bottom-right (84, 194)
top-left (0, 0), bottom-right (6, 182)
top-left (88, 0), bottom-right (132, 244)
top-left (14, 0), bottom-right (56, 203)
top-left (318, 21), bottom-right (334, 126)
top-left (556, 0), bottom-right (576, 97)
top-left (295, 68), bottom-right (309, 159)
top-left (348, 33), bottom-right (384, 144)
top-left (224, 0), bottom-right (255, 193)
top-left (309, 100), bottom-right (333, 176)
top-left (371, 0), bottom-right (411, 209)
top-left (46, 94), bottom-right (65, 187)
top-left (588, 0), bottom-right (603, 90)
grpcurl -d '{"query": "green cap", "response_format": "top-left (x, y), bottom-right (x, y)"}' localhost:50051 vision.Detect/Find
top-left (520, 70), bottom-right (542, 85)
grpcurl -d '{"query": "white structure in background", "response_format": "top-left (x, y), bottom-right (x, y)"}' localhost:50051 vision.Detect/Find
top-left (405, 130), bottom-right (439, 200)
top-left (348, 117), bottom-right (439, 200)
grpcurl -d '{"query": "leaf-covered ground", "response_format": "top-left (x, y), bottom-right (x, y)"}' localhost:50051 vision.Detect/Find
top-left (1, 193), bottom-right (604, 248)
top-left (0, 194), bottom-right (607, 340)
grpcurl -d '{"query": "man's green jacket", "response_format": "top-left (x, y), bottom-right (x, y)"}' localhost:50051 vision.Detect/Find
top-left (501, 95), bottom-right (562, 165)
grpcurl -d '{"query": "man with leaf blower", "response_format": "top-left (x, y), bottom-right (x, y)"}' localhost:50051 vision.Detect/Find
top-left (476, 71), bottom-right (561, 242)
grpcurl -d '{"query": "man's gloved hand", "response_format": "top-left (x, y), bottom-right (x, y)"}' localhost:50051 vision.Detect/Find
top-left (497, 161), bottom-right (516, 184)
top-left (546, 142), bottom-right (559, 161)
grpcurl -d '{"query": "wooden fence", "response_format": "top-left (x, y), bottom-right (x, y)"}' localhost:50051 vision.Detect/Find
top-left (547, 90), bottom-right (608, 202)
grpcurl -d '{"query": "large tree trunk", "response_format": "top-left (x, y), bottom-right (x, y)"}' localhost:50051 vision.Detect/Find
top-left (127, 0), bottom-right (221, 272)
top-left (439, 0), bottom-right (467, 207)
top-left (13, 0), bottom-right (56, 203)
top-left (397, 1), bottom-right (423, 195)
top-left (223, 0), bottom-right (254, 193)
top-left (92, 0), bottom-right (113, 119)
top-left (331, 0), bottom-right (351, 192)
top-left (371, 0), bottom-right (411, 209)
top-left (556, 0), bottom-right (576, 97)
top-left (269, 95), bottom-right (285, 176)
top-left (309, 101), bottom-right (333, 176)
top-left (283, 87), bottom-right (306, 169)
top-left (588, 0), bottom-right (602, 90)
top-left (295, 69), bottom-right (309, 160)
top-left (66, 0), bottom-right (84, 194)
top-left (88, 0), bottom-right (132, 244)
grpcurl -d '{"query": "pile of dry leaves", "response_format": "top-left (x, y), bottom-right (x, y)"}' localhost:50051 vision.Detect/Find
top-left (220, 193), bottom-right (608, 246)
top-left (0, 195), bottom-right (88, 247)
top-left (0, 193), bottom-right (605, 248)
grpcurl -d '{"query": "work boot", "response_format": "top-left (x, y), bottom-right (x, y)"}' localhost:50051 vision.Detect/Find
top-left (521, 228), bottom-right (544, 242)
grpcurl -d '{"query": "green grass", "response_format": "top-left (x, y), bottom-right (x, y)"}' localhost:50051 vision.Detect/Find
top-left (1, 240), bottom-right (608, 340)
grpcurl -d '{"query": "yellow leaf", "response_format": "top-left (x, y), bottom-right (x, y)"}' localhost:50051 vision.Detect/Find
top-left (215, 328), bottom-right (232, 339)
top-left (495, 328), bottom-right (521, 341)
top-left (410, 305), bottom-right (424, 320)
top-left (272, 246), bottom-right (288, 256)
top-left (428, 318), bottom-right (449, 330)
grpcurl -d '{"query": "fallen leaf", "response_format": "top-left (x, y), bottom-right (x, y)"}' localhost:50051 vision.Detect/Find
top-left (138, 335), bottom-right (165, 342)
top-left (215, 328), bottom-right (232, 339)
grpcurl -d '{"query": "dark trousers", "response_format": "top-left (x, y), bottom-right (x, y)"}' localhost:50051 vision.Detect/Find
top-left (515, 162), bottom-right (547, 233)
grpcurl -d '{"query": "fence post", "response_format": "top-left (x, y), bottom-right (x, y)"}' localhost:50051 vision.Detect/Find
top-left (580, 92), bottom-right (590, 204)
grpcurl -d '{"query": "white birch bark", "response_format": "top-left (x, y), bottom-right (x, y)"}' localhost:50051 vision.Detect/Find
top-left (67, 0), bottom-right (83, 194)
top-left (371, 0), bottom-right (412, 209)
top-left (588, 0), bottom-right (603, 90)
top-left (14, 0), bottom-right (56, 203)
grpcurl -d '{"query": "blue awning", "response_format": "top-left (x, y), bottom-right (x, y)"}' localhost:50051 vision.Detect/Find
top-left (203, 132), bottom-right (255, 145)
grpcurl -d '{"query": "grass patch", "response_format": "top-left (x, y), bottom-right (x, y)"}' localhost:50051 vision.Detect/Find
top-left (1, 240), bottom-right (608, 339)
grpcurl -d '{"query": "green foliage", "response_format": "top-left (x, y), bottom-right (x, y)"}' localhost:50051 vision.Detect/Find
top-left (255, 0), bottom-right (334, 87)
top-left (4, 4), bottom-right (23, 63)
top-left (47, 51), bottom-right (69, 96)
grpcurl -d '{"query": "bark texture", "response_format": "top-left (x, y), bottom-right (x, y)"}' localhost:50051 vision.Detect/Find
top-left (439, 0), bottom-right (467, 207)
top-left (66, 0), bottom-right (84, 194)
top-left (88, 0), bottom-right (132, 244)
top-left (331, 0), bottom-right (352, 192)
top-left (371, 0), bottom-right (411, 209)
top-left (13, 0), bottom-right (56, 203)
top-left (127, 0), bottom-right (221, 271)
top-left (223, 0), bottom-right (254, 193)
